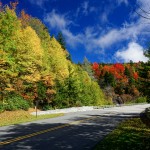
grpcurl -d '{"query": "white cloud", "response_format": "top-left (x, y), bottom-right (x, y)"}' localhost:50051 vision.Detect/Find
top-left (44, 10), bottom-right (82, 47)
top-left (62, 29), bottom-right (83, 48)
top-left (92, 16), bottom-right (150, 49)
top-left (75, 1), bottom-right (97, 17)
top-left (101, 12), bottom-right (108, 23)
top-left (44, 10), bottom-right (71, 30)
top-left (115, 42), bottom-right (148, 62)
top-left (82, 1), bottom-right (89, 15)
top-left (29, 0), bottom-right (48, 7)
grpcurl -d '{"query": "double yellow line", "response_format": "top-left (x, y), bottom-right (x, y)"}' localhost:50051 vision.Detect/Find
top-left (0, 116), bottom-right (97, 146)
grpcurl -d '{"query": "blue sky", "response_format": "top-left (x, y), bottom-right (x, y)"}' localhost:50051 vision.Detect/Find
top-left (2, 0), bottom-right (150, 63)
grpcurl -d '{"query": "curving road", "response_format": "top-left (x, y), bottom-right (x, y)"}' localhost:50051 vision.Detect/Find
top-left (0, 104), bottom-right (150, 150)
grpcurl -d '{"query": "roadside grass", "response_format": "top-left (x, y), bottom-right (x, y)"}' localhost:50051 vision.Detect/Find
top-left (94, 118), bottom-right (150, 150)
top-left (0, 110), bottom-right (64, 127)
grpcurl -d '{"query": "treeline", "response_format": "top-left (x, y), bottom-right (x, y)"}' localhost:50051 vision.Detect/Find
top-left (92, 59), bottom-right (150, 103)
top-left (0, 2), bottom-right (107, 111)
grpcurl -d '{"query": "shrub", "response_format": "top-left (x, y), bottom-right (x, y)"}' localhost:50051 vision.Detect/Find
top-left (75, 100), bottom-right (83, 107)
top-left (120, 94), bottom-right (133, 103)
top-left (42, 105), bottom-right (53, 111)
top-left (4, 92), bottom-right (30, 111)
top-left (135, 97), bottom-right (147, 103)
top-left (0, 103), bottom-right (5, 113)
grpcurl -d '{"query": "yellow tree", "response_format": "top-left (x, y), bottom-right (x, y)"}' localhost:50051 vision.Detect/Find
top-left (16, 26), bottom-right (43, 82)
top-left (0, 5), bottom-right (21, 100)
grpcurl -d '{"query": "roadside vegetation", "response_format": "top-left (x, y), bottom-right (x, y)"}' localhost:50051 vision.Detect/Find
top-left (92, 61), bottom-right (150, 104)
top-left (0, 2), bottom-right (107, 113)
top-left (94, 117), bottom-right (150, 150)
top-left (0, 110), bottom-right (63, 127)
top-left (0, 1), bottom-right (149, 129)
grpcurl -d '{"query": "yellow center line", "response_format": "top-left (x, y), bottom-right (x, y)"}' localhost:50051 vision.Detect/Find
top-left (0, 116), bottom-right (97, 146)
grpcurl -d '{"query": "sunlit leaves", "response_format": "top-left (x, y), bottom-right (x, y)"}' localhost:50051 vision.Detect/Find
top-left (16, 26), bottom-right (43, 82)
top-left (0, 3), bottom-right (107, 109)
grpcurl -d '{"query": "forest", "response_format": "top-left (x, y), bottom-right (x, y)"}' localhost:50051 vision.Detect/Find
top-left (0, 2), bottom-right (149, 112)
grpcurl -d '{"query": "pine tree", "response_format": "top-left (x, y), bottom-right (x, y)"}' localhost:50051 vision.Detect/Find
top-left (82, 57), bottom-right (95, 80)
top-left (56, 32), bottom-right (72, 61)
top-left (57, 32), bottom-right (66, 50)
top-left (138, 48), bottom-right (150, 102)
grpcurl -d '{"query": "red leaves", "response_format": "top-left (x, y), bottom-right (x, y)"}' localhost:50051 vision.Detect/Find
top-left (113, 63), bottom-right (125, 74)
top-left (102, 64), bottom-right (124, 80)
top-left (133, 72), bottom-right (138, 80)
top-left (92, 62), bottom-right (99, 70)
top-left (92, 62), bottom-right (101, 79)
top-left (92, 62), bottom-right (139, 83)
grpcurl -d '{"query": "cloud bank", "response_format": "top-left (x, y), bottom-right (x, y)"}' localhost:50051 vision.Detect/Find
top-left (115, 42), bottom-right (148, 62)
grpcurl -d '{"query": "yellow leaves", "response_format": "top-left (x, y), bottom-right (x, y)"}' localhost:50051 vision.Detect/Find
top-left (41, 75), bottom-right (55, 86)
top-left (45, 37), bottom-right (69, 80)
top-left (24, 27), bottom-right (43, 57)
top-left (4, 83), bottom-right (15, 92)
top-left (46, 89), bottom-right (56, 94)
top-left (0, 49), bottom-right (6, 66)
top-left (4, 87), bottom-right (15, 91)
top-left (17, 26), bottom-right (43, 63)
top-left (15, 26), bottom-right (44, 82)
top-left (23, 71), bottom-right (41, 83)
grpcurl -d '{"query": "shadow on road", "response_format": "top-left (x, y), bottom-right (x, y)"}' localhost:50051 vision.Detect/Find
top-left (0, 113), bottom-right (139, 150)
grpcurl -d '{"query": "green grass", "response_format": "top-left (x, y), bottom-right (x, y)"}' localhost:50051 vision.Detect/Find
top-left (94, 118), bottom-right (150, 150)
top-left (0, 110), bottom-right (64, 127)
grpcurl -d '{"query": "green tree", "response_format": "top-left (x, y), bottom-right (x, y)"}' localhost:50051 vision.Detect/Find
top-left (0, 6), bottom-right (21, 101)
top-left (57, 32), bottom-right (66, 50)
top-left (104, 72), bottom-right (115, 87)
top-left (138, 48), bottom-right (150, 102)
top-left (56, 32), bottom-right (71, 61)
top-left (138, 62), bottom-right (150, 102)
top-left (82, 57), bottom-right (95, 80)
top-left (54, 63), bottom-right (81, 108)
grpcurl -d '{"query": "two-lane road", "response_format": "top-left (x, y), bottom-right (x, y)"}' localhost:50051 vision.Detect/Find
top-left (0, 104), bottom-right (150, 150)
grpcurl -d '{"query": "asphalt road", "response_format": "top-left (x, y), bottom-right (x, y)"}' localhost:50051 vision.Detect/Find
top-left (0, 104), bottom-right (150, 150)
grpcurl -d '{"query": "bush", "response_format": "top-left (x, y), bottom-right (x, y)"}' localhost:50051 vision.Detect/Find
top-left (0, 103), bottom-right (5, 113)
top-left (135, 97), bottom-right (147, 103)
top-left (120, 94), bottom-right (133, 103)
top-left (4, 92), bottom-right (30, 111)
top-left (42, 105), bottom-right (53, 111)
top-left (75, 100), bottom-right (83, 107)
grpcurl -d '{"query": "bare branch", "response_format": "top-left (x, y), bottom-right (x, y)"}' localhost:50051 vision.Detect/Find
top-left (138, 6), bottom-right (150, 15)
top-left (135, 10), bottom-right (150, 20)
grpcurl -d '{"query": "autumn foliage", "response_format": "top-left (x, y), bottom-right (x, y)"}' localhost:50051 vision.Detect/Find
top-left (92, 62), bottom-right (142, 103)
top-left (0, 2), bottom-right (107, 111)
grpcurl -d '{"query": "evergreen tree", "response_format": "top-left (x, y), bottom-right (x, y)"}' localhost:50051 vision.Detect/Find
top-left (57, 32), bottom-right (66, 50)
top-left (138, 48), bottom-right (150, 102)
top-left (56, 32), bottom-right (72, 61)
top-left (82, 57), bottom-right (95, 81)
top-left (124, 66), bottom-right (135, 85)
top-left (104, 72), bottom-right (115, 86)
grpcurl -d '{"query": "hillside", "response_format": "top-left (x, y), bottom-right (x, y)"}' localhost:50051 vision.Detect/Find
top-left (0, 2), bottom-right (107, 112)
